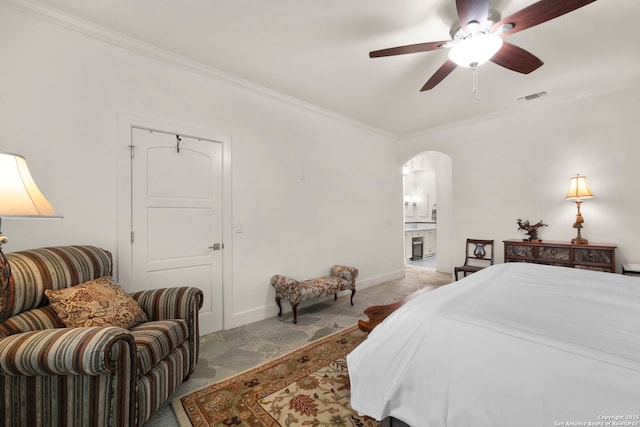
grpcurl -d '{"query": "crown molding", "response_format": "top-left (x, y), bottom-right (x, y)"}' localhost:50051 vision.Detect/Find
top-left (9, 0), bottom-right (631, 142)
top-left (400, 76), bottom-right (640, 140)
top-left (2, 0), bottom-right (395, 139)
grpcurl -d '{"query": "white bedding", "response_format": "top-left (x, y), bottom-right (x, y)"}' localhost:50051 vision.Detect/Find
top-left (347, 263), bottom-right (640, 426)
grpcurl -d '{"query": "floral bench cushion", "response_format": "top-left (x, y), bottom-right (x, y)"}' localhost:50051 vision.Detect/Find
top-left (272, 276), bottom-right (345, 304)
top-left (270, 265), bottom-right (358, 324)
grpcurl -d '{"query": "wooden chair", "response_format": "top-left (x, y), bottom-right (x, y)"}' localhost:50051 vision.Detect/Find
top-left (454, 239), bottom-right (494, 281)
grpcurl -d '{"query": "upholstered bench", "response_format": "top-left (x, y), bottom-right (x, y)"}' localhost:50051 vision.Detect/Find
top-left (271, 265), bottom-right (358, 324)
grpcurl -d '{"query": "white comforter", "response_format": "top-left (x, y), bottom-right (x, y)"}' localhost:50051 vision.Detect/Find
top-left (347, 263), bottom-right (640, 426)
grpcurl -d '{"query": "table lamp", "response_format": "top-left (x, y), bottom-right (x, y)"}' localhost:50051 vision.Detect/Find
top-left (0, 152), bottom-right (61, 306)
top-left (565, 174), bottom-right (594, 245)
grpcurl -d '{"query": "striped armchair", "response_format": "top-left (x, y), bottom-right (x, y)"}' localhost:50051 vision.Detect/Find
top-left (0, 245), bottom-right (203, 427)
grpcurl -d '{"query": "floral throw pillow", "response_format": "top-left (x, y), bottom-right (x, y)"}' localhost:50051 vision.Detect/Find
top-left (44, 277), bottom-right (147, 329)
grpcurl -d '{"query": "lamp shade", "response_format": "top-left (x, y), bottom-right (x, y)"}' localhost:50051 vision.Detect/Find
top-left (448, 33), bottom-right (504, 68)
top-left (0, 152), bottom-right (59, 218)
top-left (565, 174), bottom-right (594, 200)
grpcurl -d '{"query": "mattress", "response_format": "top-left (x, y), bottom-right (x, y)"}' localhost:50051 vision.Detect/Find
top-left (347, 262), bottom-right (640, 426)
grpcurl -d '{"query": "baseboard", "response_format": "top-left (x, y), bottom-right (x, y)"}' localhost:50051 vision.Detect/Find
top-left (228, 305), bottom-right (280, 329)
top-left (356, 269), bottom-right (405, 290)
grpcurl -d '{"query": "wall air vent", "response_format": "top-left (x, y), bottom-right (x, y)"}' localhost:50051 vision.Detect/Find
top-left (517, 91), bottom-right (548, 102)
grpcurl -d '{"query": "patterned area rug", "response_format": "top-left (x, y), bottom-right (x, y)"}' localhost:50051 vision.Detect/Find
top-left (173, 325), bottom-right (378, 427)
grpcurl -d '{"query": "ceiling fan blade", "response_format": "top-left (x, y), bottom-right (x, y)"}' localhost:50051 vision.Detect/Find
top-left (492, 0), bottom-right (597, 36)
top-left (456, 0), bottom-right (489, 29)
top-left (370, 41), bottom-right (449, 58)
top-left (421, 60), bottom-right (457, 91)
top-left (490, 42), bottom-right (543, 74)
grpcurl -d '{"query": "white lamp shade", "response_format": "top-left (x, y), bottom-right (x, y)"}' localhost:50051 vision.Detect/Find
top-left (448, 33), bottom-right (504, 68)
top-left (0, 152), bottom-right (58, 217)
top-left (565, 174), bottom-right (594, 200)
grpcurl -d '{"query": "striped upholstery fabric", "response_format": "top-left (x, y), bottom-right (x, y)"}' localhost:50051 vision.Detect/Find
top-left (0, 305), bottom-right (64, 336)
top-left (0, 335), bottom-right (137, 427)
top-left (132, 286), bottom-right (203, 377)
top-left (0, 246), bottom-right (203, 427)
top-left (131, 319), bottom-right (188, 376)
top-left (137, 341), bottom-right (190, 424)
top-left (0, 326), bottom-right (132, 376)
top-left (0, 245), bottom-right (113, 322)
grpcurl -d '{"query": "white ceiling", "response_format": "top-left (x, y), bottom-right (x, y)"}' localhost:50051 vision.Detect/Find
top-left (27, 0), bottom-right (640, 136)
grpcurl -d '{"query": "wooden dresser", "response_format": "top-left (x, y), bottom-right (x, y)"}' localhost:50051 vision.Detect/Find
top-left (503, 239), bottom-right (617, 272)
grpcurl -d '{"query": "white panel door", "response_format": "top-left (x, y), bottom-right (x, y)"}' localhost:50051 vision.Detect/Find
top-left (131, 128), bottom-right (223, 334)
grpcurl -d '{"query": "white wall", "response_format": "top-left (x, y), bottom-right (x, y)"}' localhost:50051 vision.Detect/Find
top-left (398, 83), bottom-right (640, 272)
top-left (6, 3), bottom-right (637, 331)
top-left (0, 5), bottom-right (404, 328)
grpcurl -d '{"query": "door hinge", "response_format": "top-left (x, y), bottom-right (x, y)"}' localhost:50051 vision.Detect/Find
top-left (129, 144), bottom-right (135, 159)
top-left (131, 231), bottom-right (135, 243)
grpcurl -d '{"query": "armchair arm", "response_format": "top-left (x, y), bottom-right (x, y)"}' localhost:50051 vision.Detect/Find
top-left (131, 287), bottom-right (203, 375)
top-left (331, 265), bottom-right (359, 288)
top-left (0, 326), bottom-right (135, 376)
top-left (131, 287), bottom-right (203, 322)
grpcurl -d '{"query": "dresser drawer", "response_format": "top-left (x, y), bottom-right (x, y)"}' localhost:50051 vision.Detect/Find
top-left (505, 244), bottom-right (533, 258)
top-left (574, 247), bottom-right (614, 264)
top-left (537, 246), bottom-right (570, 261)
top-left (503, 240), bottom-right (617, 273)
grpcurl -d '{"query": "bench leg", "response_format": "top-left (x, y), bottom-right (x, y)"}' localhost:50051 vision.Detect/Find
top-left (334, 291), bottom-right (355, 305)
top-left (276, 297), bottom-right (299, 324)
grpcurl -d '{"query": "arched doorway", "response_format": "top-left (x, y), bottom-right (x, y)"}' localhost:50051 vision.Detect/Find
top-left (402, 151), bottom-right (452, 272)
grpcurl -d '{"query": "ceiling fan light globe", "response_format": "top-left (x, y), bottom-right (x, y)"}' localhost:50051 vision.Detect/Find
top-left (465, 21), bottom-right (481, 32)
top-left (448, 33), bottom-right (503, 68)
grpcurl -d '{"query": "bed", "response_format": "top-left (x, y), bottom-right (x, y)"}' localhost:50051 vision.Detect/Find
top-left (347, 262), bottom-right (640, 427)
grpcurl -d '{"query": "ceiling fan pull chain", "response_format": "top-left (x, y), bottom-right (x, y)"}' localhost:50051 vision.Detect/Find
top-left (472, 64), bottom-right (480, 104)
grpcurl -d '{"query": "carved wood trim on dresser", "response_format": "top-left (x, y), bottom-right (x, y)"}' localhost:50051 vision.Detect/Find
top-left (503, 239), bottom-right (617, 272)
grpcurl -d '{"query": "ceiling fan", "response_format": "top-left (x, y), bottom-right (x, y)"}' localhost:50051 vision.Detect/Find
top-left (370, 0), bottom-right (598, 91)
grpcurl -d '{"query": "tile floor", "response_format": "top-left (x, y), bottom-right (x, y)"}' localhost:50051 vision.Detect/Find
top-left (144, 266), bottom-right (452, 426)
top-left (407, 255), bottom-right (436, 269)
